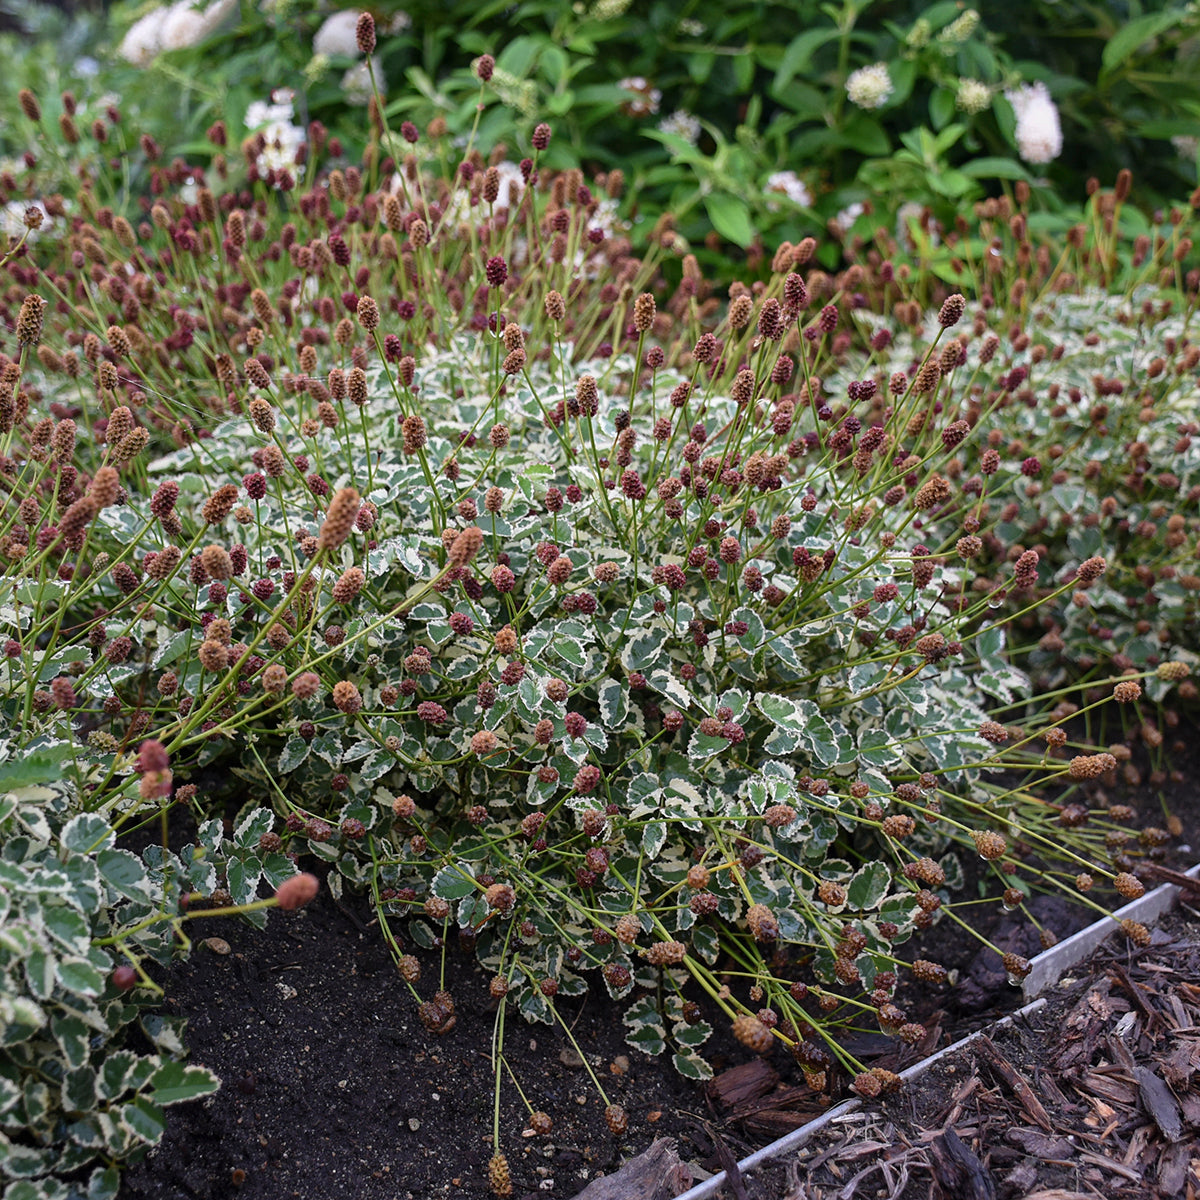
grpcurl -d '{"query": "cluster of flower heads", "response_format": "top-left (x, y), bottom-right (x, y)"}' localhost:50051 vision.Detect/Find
top-left (845, 62), bottom-right (894, 111)
top-left (243, 88), bottom-right (307, 176)
top-left (1005, 81), bottom-right (1063, 165)
top-left (765, 170), bottom-right (813, 211)
top-left (118, 0), bottom-right (236, 66)
top-left (1, 76), bottom-right (1198, 1197)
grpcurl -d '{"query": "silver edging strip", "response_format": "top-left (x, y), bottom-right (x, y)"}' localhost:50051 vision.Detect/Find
top-left (666, 862), bottom-right (1200, 1200)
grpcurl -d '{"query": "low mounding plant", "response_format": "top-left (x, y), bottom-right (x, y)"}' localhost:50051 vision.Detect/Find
top-left (1, 22), bottom-right (1197, 1192)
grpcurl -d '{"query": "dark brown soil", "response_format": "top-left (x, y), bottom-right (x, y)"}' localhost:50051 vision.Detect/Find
top-left (116, 719), bottom-right (1200, 1200)
top-left (117, 880), bottom-right (756, 1200)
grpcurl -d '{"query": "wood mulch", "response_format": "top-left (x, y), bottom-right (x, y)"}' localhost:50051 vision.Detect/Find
top-left (703, 903), bottom-right (1200, 1200)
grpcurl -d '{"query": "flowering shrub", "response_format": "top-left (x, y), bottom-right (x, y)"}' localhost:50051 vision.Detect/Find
top-left (1, 27), bottom-right (1199, 1192)
top-left (4, 0), bottom-right (1200, 289)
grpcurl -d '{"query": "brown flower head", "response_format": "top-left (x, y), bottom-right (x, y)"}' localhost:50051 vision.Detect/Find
top-left (200, 545), bottom-right (234, 581)
top-left (202, 484), bottom-right (240, 525)
top-left (355, 11), bottom-right (375, 53)
top-left (88, 466), bottom-right (120, 509)
top-left (17, 295), bottom-right (45, 347)
top-left (912, 474), bottom-right (951, 510)
top-left (356, 295), bottom-right (380, 331)
top-left (275, 872), bottom-right (320, 911)
top-left (937, 294), bottom-right (966, 327)
top-left (332, 567), bottom-right (366, 604)
top-left (318, 487), bottom-right (361, 552)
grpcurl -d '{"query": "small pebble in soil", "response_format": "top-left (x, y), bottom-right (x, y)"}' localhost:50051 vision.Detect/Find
top-left (408, 1118), bottom-right (420, 1131)
top-left (202, 937), bottom-right (231, 955)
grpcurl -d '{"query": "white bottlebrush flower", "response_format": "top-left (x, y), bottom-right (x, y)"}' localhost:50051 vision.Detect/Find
top-left (119, 9), bottom-right (169, 66)
top-left (1171, 135), bottom-right (1197, 161)
top-left (938, 9), bottom-right (980, 50)
top-left (256, 120), bottom-right (306, 173)
top-left (846, 62), bottom-right (893, 110)
top-left (488, 68), bottom-right (537, 117)
top-left (657, 110), bottom-right (701, 146)
top-left (385, 11), bottom-right (411, 34)
top-left (835, 201), bottom-right (865, 233)
top-left (765, 170), bottom-right (812, 211)
top-left (591, 0), bottom-right (632, 19)
top-left (120, 0), bottom-right (233, 64)
top-left (956, 78), bottom-right (992, 115)
top-left (160, 2), bottom-right (207, 51)
top-left (906, 18), bottom-right (931, 49)
top-left (245, 98), bottom-right (295, 130)
top-left (305, 52), bottom-right (331, 86)
top-left (341, 57), bottom-right (383, 106)
top-left (1005, 82), bottom-right (1062, 164)
top-left (312, 10), bottom-right (361, 58)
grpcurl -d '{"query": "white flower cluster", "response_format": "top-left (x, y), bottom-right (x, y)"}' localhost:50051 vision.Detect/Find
top-left (340, 58), bottom-right (384, 105)
top-left (845, 63), bottom-right (893, 111)
top-left (939, 8), bottom-right (980, 50)
top-left (245, 89), bottom-right (306, 176)
top-left (765, 170), bottom-right (812, 211)
top-left (1173, 135), bottom-right (1198, 161)
top-left (657, 110), bottom-right (701, 146)
top-left (590, 0), bottom-right (632, 19)
top-left (488, 67), bottom-right (537, 117)
top-left (118, 0), bottom-right (235, 66)
top-left (1005, 82), bottom-right (1062, 164)
top-left (312, 10), bottom-right (361, 57)
top-left (618, 77), bottom-right (662, 117)
top-left (956, 78), bottom-right (992, 115)
top-left (835, 201), bottom-right (865, 235)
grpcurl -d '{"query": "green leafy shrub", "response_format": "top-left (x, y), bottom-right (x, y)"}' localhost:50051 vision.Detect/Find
top-left (6, 0), bottom-right (1198, 288)
top-left (0, 746), bottom-right (226, 1200)
top-left (1, 42), bottom-right (1198, 1192)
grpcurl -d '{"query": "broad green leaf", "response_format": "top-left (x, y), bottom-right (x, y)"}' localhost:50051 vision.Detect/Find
top-left (148, 1060), bottom-right (222, 1105)
top-left (705, 193), bottom-right (755, 248)
top-left (773, 28), bottom-right (838, 91)
top-left (929, 87), bottom-right (955, 131)
top-left (58, 956), bottom-right (106, 997)
top-left (97, 849), bottom-right (150, 901)
top-left (60, 813), bottom-right (116, 854)
top-left (846, 861), bottom-right (891, 911)
top-left (0, 743), bottom-right (71, 790)
top-left (432, 863), bottom-right (476, 900)
top-left (672, 1051), bottom-right (713, 1080)
top-left (1101, 11), bottom-right (1183, 73)
top-left (641, 820), bottom-right (666, 860)
top-left (52, 1015), bottom-right (91, 1071)
top-left (120, 1096), bottom-right (165, 1144)
top-left (961, 156), bottom-right (1031, 180)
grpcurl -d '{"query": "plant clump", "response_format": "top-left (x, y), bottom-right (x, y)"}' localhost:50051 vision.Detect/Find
top-left (0, 69), bottom-right (1198, 1198)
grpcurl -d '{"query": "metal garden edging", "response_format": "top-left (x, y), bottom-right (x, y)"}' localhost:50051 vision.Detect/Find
top-left (669, 861), bottom-right (1200, 1200)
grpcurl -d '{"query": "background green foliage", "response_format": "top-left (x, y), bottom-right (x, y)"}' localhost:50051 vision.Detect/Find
top-left (2, 0), bottom-right (1198, 280)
